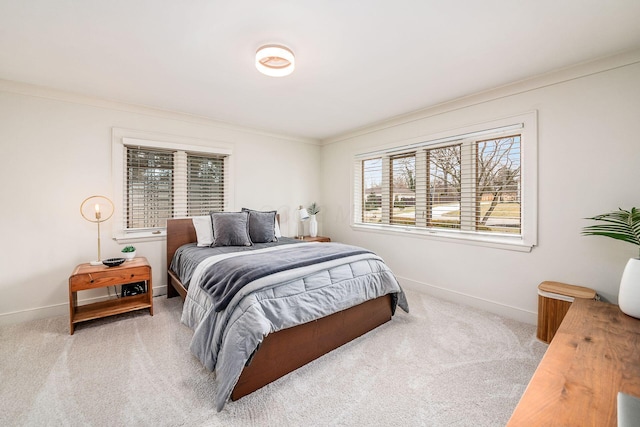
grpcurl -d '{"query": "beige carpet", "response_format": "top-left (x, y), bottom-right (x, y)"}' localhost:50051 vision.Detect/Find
top-left (0, 289), bottom-right (546, 426)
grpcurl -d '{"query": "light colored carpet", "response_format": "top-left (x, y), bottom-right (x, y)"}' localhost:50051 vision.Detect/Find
top-left (0, 289), bottom-right (546, 426)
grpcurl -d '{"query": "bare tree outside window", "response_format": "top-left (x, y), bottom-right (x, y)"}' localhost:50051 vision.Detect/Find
top-left (428, 145), bottom-right (461, 229)
top-left (476, 136), bottom-right (521, 233)
top-left (391, 155), bottom-right (416, 225)
top-left (353, 116), bottom-right (535, 248)
top-left (356, 134), bottom-right (521, 235)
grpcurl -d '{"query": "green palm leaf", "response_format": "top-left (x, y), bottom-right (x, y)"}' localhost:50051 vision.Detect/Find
top-left (582, 207), bottom-right (640, 257)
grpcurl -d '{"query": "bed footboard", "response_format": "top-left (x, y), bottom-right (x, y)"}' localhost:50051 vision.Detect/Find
top-left (231, 294), bottom-right (393, 400)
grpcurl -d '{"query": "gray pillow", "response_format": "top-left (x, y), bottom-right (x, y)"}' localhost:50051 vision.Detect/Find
top-left (242, 208), bottom-right (277, 243)
top-left (210, 211), bottom-right (252, 247)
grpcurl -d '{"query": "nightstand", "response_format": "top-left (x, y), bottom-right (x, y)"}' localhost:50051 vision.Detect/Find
top-left (68, 257), bottom-right (153, 334)
top-left (300, 235), bottom-right (331, 242)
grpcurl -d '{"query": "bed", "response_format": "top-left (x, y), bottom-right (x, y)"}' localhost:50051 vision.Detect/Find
top-left (166, 211), bottom-right (408, 411)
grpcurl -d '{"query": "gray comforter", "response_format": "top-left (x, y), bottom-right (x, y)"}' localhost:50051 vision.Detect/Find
top-left (178, 241), bottom-right (409, 411)
top-left (200, 243), bottom-right (373, 312)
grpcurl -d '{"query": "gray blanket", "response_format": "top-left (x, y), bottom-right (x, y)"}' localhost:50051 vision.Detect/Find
top-left (169, 237), bottom-right (301, 288)
top-left (200, 243), bottom-right (372, 312)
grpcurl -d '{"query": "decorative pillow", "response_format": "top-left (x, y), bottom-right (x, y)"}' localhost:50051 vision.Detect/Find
top-left (210, 211), bottom-right (252, 247)
top-left (192, 216), bottom-right (214, 247)
top-left (242, 208), bottom-right (277, 243)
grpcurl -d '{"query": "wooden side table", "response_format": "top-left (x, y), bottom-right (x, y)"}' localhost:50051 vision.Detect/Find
top-left (536, 281), bottom-right (597, 343)
top-left (508, 298), bottom-right (640, 426)
top-left (68, 257), bottom-right (153, 334)
top-left (300, 235), bottom-right (331, 242)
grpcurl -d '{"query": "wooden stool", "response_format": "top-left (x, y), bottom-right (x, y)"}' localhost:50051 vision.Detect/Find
top-left (536, 281), bottom-right (597, 343)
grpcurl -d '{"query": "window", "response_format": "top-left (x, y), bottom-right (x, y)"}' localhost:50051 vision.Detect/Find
top-left (391, 154), bottom-right (416, 225)
top-left (112, 130), bottom-right (232, 241)
top-left (353, 113), bottom-right (537, 251)
top-left (185, 153), bottom-right (225, 216)
top-left (475, 136), bottom-right (521, 234)
top-left (362, 158), bottom-right (383, 223)
top-left (125, 147), bottom-right (174, 230)
top-left (427, 144), bottom-right (461, 229)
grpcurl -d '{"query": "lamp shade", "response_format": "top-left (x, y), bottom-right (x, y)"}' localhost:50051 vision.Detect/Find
top-left (80, 195), bottom-right (114, 223)
top-left (80, 195), bottom-right (114, 265)
top-left (298, 207), bottom-right (310, 221)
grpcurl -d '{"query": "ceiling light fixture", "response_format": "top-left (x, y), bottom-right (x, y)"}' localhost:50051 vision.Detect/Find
top-left (255, 44), bottom-right (295, 77)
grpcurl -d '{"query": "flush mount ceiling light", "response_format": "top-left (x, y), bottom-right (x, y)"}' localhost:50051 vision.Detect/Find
top-left (255, 44), bottom-right (295, 77)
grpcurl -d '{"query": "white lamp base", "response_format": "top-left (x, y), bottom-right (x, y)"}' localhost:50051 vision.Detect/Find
top-left (90, 260), bottom-right (103, 266)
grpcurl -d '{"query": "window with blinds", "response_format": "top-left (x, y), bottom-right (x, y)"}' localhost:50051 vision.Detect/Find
top-left (186, 154), bottom-right (225, 216)
top-left (475, 136), bottom-right (521, 234)
top-left (391, 154), bottom-right (416, 225)
top-left (427, 144), bottom-right (461, 229)
top-left (124, 145), bottom-right (227, 231)
top-left (352, 113), bottom-right (536, 250)
top-left (126, 147), bottom-right (174, 229)
top-left (362, 158), bottom-right (383, 223)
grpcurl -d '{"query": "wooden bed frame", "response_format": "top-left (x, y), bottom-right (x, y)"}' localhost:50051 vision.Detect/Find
top-left (166, 217), bottom-right (394, 401)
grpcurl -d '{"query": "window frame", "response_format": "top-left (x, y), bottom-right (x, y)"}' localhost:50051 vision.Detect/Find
top-left (351, 112), bottom-right (537, 252)
top-left (112, 128), bottom-right (234, 243)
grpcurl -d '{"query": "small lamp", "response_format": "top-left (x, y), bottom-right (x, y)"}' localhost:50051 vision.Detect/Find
top-left (80, 195), bottom-right (114, 265)
top-left (297, 205), bottom-right (310, 239)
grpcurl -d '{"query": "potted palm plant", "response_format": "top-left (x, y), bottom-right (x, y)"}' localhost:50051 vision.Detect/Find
top-left (582, 207), bottom-right (640, 318)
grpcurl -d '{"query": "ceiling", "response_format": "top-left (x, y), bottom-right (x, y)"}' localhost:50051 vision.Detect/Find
top-left (1, 1), bottom-right (639, 141)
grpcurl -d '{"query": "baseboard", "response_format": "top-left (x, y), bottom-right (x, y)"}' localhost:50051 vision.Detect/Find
top-left (2, 280), bottom-right (536, 327)
top-left (0, 285), bottom-right (168, 326)
top-left (398, 276), bottom-right (537, 325)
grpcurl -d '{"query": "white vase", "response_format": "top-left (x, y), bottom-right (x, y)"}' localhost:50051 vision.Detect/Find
top-left (619, 258), bottom-right (640, 319)
top-left (309, 215), bottom-right (318, 237)
top-left (123, 251), bottom-right (136, 260)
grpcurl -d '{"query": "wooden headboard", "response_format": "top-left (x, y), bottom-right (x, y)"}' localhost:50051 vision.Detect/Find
top-left (166, 218), bottom-right (198, 269)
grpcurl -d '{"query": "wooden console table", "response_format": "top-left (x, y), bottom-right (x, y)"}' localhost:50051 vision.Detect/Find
top-left (508, 298), bottom-right (640, 426)
top-left (68, 257), bottom-right (153, 334)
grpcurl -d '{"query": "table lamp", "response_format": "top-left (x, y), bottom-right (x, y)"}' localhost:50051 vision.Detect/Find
top-left (80, 195), bottom-right (114, 265)
top-left (297, 205), bottom-right (310, 239)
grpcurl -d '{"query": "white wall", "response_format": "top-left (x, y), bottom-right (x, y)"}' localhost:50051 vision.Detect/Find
top-left (320, 51), bottom-right (640, 323)
top-left (2, 51), bottom-right (638, 326)
top-left (0, 81), bottom-right (320, 324)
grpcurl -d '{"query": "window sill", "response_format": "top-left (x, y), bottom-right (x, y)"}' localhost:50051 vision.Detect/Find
top-left (113, 229), bottom-right (166, 244)
top-left (351, 223), bottom-right (534, 252)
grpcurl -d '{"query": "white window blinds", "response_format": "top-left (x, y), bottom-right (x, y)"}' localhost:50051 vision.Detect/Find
top-left (125, 147), bottom-right (174, 230)
top-left (124, 145), bottom-right (227, 231)
top-left (186, 153), bottom-right (225, 216)
top-left (358, 158), bottom-right (383, 224)
top-left (352, 114), bottom-right (536, 251)
top-left (474, 135), bottom-right (521, 234)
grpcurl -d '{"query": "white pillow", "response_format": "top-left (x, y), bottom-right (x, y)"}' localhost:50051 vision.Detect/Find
top-left (192, 216), bottom-right (214, 247)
